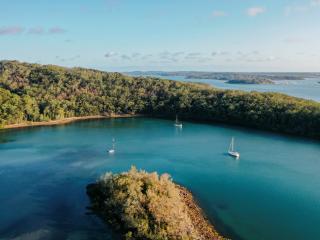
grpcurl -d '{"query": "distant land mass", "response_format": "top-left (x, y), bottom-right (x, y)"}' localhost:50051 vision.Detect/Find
top-left (126, 71), bottom-right (320, 82)
top-left (226, 79), bottom-right (275, 85)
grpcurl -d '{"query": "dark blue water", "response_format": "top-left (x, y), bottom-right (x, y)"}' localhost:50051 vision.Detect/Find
top-left (0, 118), bottom-right (320, 240)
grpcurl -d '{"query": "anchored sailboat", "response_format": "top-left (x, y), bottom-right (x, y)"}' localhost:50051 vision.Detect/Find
top-left (108, 138), bottom-right (115, 154)
top-left (174, 115), bottom-right (183, 128)
top-left (228, 137), bottom-right (240, 158)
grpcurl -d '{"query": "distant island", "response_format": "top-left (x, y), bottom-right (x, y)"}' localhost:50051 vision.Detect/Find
top-left (127, 71), bottom-right (320, 82)
top-left (226, 79), bottom-right (274, 85)
top-left (87, 167), bottom-right (226, 240)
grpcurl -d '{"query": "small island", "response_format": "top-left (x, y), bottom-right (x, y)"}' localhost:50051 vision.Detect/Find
top-left (225, 79), bottom-right (274, 85)
top-left (87, 167), bottom-right (227, 240)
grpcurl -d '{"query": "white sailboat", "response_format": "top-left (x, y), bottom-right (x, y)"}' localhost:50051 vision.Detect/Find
top-left (228, 137), bottom-right (240, 158)
top-left (108, 138), bottom-right (115, 154)
top-left (174, 115), bottom-right (183, 128)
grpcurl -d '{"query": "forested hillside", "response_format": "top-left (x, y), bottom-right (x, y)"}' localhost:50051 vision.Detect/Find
top-left (0, 60), bottom-right (319, 138)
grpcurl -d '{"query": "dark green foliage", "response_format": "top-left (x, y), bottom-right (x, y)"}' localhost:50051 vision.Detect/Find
top-left (0, 60), bottom-right (319, 138)
top-left (0, 88), bottom-right (24, 126)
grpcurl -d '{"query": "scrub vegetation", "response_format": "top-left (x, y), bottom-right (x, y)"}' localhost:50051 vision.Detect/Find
top-left (87, 167), bottom-right (226, 240)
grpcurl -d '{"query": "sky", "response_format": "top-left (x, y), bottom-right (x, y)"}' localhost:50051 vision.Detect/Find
top-left (1, 0), bottom-right (320, 72)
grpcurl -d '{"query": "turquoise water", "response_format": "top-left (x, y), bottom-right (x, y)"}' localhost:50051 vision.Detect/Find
top-left (0, 118), bottom-right (320, 240)
top-left (150, 75), bottom-right (320, 102)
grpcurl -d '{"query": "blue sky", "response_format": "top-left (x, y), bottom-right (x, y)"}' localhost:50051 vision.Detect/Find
top-left (1, 0), bottom-right (320, 72)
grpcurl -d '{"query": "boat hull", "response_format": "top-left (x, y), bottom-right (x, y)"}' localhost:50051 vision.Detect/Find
top-left (228, 151), bottom-right (240, 158)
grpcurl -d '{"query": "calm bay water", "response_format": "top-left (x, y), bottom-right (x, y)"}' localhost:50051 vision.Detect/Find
top-left (0, 118), bottom-right (320, 240)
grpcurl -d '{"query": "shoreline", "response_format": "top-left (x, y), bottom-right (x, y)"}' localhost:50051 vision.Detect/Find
top-left (2, 114), bottom-right (143, 130)
top-left (177, 185), bottom-right (227, 240)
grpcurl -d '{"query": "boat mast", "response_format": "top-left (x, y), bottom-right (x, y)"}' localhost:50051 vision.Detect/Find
top-left (232, 137), bottom-right (234, 152)
top-left (112, 138), bottom-right (115, 150)
top-left (229, 137), bottom-right (234, 152)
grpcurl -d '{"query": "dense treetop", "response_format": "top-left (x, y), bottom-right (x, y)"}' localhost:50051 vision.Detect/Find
top-left (0, 60), bottom-right (319, 138)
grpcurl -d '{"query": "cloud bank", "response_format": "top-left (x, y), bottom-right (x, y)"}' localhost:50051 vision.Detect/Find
top-left (0, 26), bottom-right (24, 35)
top-left (103, 50), bottom-right (279, 65)
top-left (0, 26), bottom-right (66, 36)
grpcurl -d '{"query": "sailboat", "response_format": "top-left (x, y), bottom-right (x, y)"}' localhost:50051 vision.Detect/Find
top-left (228, 137), bottom-right (240, 158)
top-left (174, 115), bottom-right (183, 128)
top-left (108, 138), bottom-right (115, 154)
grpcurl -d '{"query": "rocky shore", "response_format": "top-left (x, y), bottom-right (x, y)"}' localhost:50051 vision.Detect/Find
top-left (177, 185), bottom-right (227, 240)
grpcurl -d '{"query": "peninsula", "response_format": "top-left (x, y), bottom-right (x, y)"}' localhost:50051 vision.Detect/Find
top-left (87, 167), bottom-right (227, 240)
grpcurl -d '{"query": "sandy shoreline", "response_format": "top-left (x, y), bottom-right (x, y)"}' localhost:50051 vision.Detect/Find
top-left (2, 114), bottom-right (142, 130)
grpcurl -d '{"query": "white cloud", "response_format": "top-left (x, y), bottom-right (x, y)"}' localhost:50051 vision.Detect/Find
top-left (104, 52), bottom-right (117, 58)
top-left (172, 51), bottom-right (185, 57)
top-left (247, 7), bottom-right (265, 16)
top-left (0, 26), bottom-right (67, 35)
top-left (121, 54), bottom-right (131, 60)
top-left (0, 26), bottom-right (24, 35)
top-left (220, 51), bottom-right (229, 56)
top-left (185, 52), bottom-right (201, 58)
top-left (211, 51), bottom-right (229, 56)
top-left (102, 51), bottom-right (281, 66)
top-left (212, 10), bottom-right (227, 17)
top-left (28, 27), bottom-right (45, 34)
top-left (141, 54), bottom-right (153, 60)
top-left (131, 52), bottom-right (141, 58)
top-left (49, 27), bottom-right (66, 34)
top-left (245, 55), bottom-right (278, 62)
